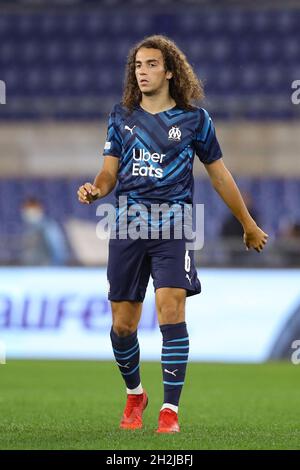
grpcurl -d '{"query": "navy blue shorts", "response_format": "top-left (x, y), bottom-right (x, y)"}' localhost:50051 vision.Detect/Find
top-left (107, 237), bottom-right (201, 302)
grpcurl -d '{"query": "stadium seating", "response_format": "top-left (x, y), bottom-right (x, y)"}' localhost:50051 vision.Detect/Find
top-left (0, 8), bottom-right (300, 119)
top-left (1, 176), bottom-right (300, 263)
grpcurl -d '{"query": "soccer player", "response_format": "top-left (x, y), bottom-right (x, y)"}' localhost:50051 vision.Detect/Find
top-left (77, 35), bottom-right (268, 433)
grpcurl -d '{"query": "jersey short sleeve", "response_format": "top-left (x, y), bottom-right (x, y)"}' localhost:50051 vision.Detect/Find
top-left (102, 105), bottom-right (122, 158)
top-left (193, 108), bottom-right (222, 164)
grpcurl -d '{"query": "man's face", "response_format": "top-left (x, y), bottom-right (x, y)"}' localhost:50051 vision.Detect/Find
top-left (135, 47), bottom-right (172, 95)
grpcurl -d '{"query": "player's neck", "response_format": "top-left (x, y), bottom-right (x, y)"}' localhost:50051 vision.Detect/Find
top-left (140, 91), bottom-right (176, 115)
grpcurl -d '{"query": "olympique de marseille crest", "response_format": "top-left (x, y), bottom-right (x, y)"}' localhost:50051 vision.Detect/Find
top-left (168, 126), bottom-right (181, 141)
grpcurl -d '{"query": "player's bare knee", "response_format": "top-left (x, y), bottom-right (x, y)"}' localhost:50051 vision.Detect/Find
top-left (112, 321), bottom-right (137, 337)
top-left (158, 305), bottom-right (185, 324)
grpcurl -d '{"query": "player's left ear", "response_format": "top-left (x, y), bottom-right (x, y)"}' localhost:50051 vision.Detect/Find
top-left (166, 70), bottom-right (173, 80)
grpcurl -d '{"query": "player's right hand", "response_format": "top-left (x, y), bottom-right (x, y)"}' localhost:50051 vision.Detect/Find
top-left (77, 182), bottom-right (101, 204)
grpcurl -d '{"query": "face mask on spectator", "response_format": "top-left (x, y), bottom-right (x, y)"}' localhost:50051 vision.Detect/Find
top-left (22, 207), bottom-right (44, 224)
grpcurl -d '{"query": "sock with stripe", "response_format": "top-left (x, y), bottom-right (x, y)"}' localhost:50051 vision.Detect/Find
top-left (160, 322), bottom-right (189, 411)
top-left (110, 327), bottom-right (142, 393)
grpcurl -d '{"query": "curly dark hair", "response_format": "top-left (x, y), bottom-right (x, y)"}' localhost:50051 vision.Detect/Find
top-left (122, 35), bottom-right (204, 112)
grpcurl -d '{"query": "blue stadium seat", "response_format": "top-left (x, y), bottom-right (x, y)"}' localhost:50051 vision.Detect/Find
top-left (0, 177), bottom-right (299, 264)
top-left (0, 8), bottom-right (300, 120)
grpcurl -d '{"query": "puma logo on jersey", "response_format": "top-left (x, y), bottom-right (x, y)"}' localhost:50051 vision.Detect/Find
top-left (164, 369), bottom-right (178, 377)
top-left (125, 125), bottom-right (136, 135)
top-left (116, 361), bottom-right (130, 369)
top-left (185, 274), bottom-right (192, 285)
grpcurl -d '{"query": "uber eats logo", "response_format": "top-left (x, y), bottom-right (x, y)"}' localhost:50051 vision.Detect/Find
top-left (132, 148), bottom-right (164, 178)
top-left (0, 80), bottom-right (6, 104)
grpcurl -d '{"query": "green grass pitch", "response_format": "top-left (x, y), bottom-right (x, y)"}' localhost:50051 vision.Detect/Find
top-left (0, 360), bottom-right (299, 450)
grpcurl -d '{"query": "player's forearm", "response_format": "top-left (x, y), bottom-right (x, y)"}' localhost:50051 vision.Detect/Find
top-left (93, 170), bottom-right (117, 198)
top-left (210, 169), bottom-right (256, 231)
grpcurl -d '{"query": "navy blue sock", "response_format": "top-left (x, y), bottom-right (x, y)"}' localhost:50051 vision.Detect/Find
top-left (160, 322), bottom-right (189, 407)
top-left (110, 327), bottom-right (141, 390)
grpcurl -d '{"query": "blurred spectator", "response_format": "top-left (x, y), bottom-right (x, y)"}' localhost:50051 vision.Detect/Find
top-left (220, 192), bottom-right (260, 265)
top-left (280, 220), bottom-right (300, 239)
top-left (277, 219), bottom-right (300, 266)
top-left (221, 192), bottom-right (259, 239)
top-left (20, 197), bottom-right (69, 266)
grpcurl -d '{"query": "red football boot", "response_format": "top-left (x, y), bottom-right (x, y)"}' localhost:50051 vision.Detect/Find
top-left (119, 391), bottom-right (148, 430)
top-left (156, 408), bottom-right (180, 433)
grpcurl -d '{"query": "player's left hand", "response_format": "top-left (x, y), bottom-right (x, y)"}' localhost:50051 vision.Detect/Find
top-left (243, 224), bottom-right (269, 252)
